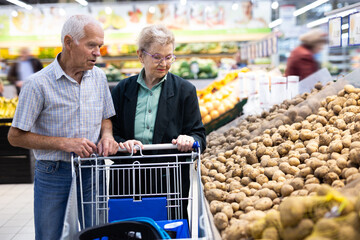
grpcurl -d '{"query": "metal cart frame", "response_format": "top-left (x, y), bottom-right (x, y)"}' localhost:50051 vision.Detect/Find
top-left (70, 143), bottom-right (219, 239)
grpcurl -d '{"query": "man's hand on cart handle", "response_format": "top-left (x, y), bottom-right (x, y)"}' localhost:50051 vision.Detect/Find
top-left (172, 135), bottom-right (195, 152)
top-left (65, 138), bottom-right (97, 158)
top-left (119, 140), bottom-right (144, 154)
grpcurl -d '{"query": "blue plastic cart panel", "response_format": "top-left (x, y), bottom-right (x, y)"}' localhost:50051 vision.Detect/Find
top-left (108, 197), bottom-right (167, 222)
top-left (156, 219), bottom-right (190, 238)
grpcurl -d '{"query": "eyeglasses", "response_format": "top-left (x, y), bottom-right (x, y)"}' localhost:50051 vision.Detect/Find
top-left (142, 50), bottom-right (176, 64)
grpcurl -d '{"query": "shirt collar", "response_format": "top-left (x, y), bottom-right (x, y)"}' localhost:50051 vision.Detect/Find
top-left (54, 53), bottom-right (91, 82)
top-left (137, 68), bottom-right (167, 90)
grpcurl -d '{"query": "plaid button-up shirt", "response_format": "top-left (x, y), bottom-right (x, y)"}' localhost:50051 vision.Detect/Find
top-left (12, 54), bottom-right (115, 161)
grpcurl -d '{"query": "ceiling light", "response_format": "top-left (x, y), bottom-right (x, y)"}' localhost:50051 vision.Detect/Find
top-left (342, 23), bottom-right (349, 30)
top-left (180, 0), bottom-right (187, 6)
top-left (105, 6), bottom-right (112, 15)
top-left (269, 18), bottom-right (282, 28)
top-left (149, 6), bottom-right (155, 14)
top-left (306, 17), bottom-right (329, 28)
top-left (271, 1), bottom-right (279, 10)
top-left (293, 0), bottom-right (329, 17)
top-left (75, 0), bottom-right (88, 7)
top-left (59, 8), bottom-right (66, 16)
top-left (337, 9), bottom-right (357, 17)
top-left (232, 3), bottom-right (239, 11)
top-left (11, 10), bottom-right (18, 17)
top-left (7, 0), bottom-right (32, 10)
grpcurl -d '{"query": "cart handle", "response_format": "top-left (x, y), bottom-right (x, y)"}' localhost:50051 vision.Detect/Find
top-left (118, 141), bottom-right (200, 153)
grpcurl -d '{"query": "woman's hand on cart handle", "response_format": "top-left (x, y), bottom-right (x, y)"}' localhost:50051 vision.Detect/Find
top-left (172, 135), bottom-right (195, 152)
top-left (119, 140), bottom-right (144, 153)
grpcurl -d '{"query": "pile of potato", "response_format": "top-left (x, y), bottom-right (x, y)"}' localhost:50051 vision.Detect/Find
top-left (207, 82), bottom-right (325, 151)
top-left (201, 84), bottom-right (360, 239)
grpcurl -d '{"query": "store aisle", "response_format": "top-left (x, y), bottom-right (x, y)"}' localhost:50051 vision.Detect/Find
top-left (0, 184), bottom-right (34, 240)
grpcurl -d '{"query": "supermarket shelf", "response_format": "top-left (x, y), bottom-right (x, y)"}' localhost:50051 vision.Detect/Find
top-left (36, 53), bottom-right (235, 65)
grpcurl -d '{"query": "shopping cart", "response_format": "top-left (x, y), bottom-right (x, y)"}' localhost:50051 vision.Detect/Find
top-left (69, 142), bottom-right (218, 239)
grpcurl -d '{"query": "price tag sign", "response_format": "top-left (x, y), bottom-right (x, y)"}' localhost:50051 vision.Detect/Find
top-left (329, 17), bottom-right (342, 47)
top-left (349, 12), bottom-right (360, 46)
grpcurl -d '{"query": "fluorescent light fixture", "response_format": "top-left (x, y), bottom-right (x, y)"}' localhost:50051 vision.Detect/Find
top-left (180, 0), bottom-right (187, 6)
top-left (293, 0), bottom-right (329, 17)
top-left (232, 3), bottom-right (239, 11)
top-left (306, 17), bottom-right (329, 28)
top-left (338, 9), bottom-right (357, 17)
top-left (342, 23), bottom-right (349, 30)
top-left (149, 6), bottom-right (155, 14)
top-left (75, 0), bottom-right (88, 7)
top-left (271, 1), bottom-right (279, 10)
top-left (11, 10), bottom-right (18, 17)
top-left (59, 8), bottom-right (66, 16)
top-left (105, 6), bottom-right (112, 15)
top-left (7, 0), bottom-right (32, 10)
top-left (269, 18), bottom-right (282, 28)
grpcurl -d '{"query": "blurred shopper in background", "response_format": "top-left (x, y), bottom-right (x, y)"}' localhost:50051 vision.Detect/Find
top-left (8, 15), bottom-right (118, 240)
top-left (0, 79), bottom-right (3, 97)
top-left (285, 28), bottom-right (327, 80)
top-left (7, 47), bottom-right (43, 95)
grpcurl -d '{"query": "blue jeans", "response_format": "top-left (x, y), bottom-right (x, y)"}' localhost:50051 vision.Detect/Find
top-left (34, 160), bottom-right (104, 240)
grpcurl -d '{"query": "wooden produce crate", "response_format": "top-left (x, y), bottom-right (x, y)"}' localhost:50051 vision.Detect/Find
top-left (0, 118), bottom-right (34, 183)
top-left (204, 98), bottom-right (247, 135)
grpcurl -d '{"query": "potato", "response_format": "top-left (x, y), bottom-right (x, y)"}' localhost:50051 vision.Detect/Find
top-left (329, 140), bottom-right (343, 153)
top-left (323, 172), bottom-right (339, 185)
top-left (300, 129), bottom-right (314, 141)
top-left (222, 204), bottom-right (234, 219)
top-left (215, 173), bottom-right (226, 182)
top-left (314, 166), bottom-right (329, 179)
top-left (246, 151), bottom-right (259, 165)
top-left (344, 167), bottom-right (358, 179)
top-left (281, 184), bottom-right (294, 197)
top-left (240, 177), bottom-right (252, 186)
top-left (281, 219), bottom-right (314, 240)
top-left (214, 212), bottom-right (228, 230)
top-left (349, 148), bottom-right (360, 165)
top-left (204, 182), bottom-right (217, 191)
top-left (256, 174), bottom-right (269, 185)
top-left (222, 219), bottom-right (248, 240)
top-left (205, 189), bottom-right (227, 201)
top-left (254, 197), bottom-right (273, 211)
top-left (239, 197), bottom-right (253, 210)
top-left (235, 192), bottom-right (247, 203)
top-left (290, 178), bottom-right (304, 190)
top-left (262, 227), bottom-right (279, 240)
top-left (279, 197), bottom-right (306, 228)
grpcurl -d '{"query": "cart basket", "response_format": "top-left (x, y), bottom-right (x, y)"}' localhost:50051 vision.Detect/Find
top-left (77, 220), bottom-right (170, 240)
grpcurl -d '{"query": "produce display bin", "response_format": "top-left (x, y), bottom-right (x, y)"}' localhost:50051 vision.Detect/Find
top-left (204, 98), bottom-right (247, 135)
top-left (0, 118), bottom-right (34, 183)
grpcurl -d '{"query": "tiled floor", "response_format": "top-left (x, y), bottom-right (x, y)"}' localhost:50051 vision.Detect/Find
top-left (0, 184), bottom-right (34, 240)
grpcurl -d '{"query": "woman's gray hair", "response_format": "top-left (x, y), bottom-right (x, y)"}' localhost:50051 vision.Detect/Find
top-left (61, 15), bottom-right (101, 46)
top-left (137, 24), bottom-right (175, 51)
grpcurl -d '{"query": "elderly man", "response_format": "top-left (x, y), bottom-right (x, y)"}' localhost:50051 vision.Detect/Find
top-left (7, 15), bottom-right (118, 240)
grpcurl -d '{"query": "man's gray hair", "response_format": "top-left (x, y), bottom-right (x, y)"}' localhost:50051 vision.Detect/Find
top-left (61, 15), bottom-right (101, 46)
top-left (137, 24), bottom-right (175, 51)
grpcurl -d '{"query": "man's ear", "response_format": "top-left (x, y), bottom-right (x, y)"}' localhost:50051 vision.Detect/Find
top-left (64, 35), bottom-right (73, 50)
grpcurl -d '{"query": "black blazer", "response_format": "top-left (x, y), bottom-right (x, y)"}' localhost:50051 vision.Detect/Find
top-left (111, 72), bottom-right (206, 152)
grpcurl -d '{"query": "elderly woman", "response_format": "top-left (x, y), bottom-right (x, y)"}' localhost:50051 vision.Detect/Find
top-left (111, 24), bottom-right (206, 152)
top-left (110, 25), bottom-right (206, 220)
